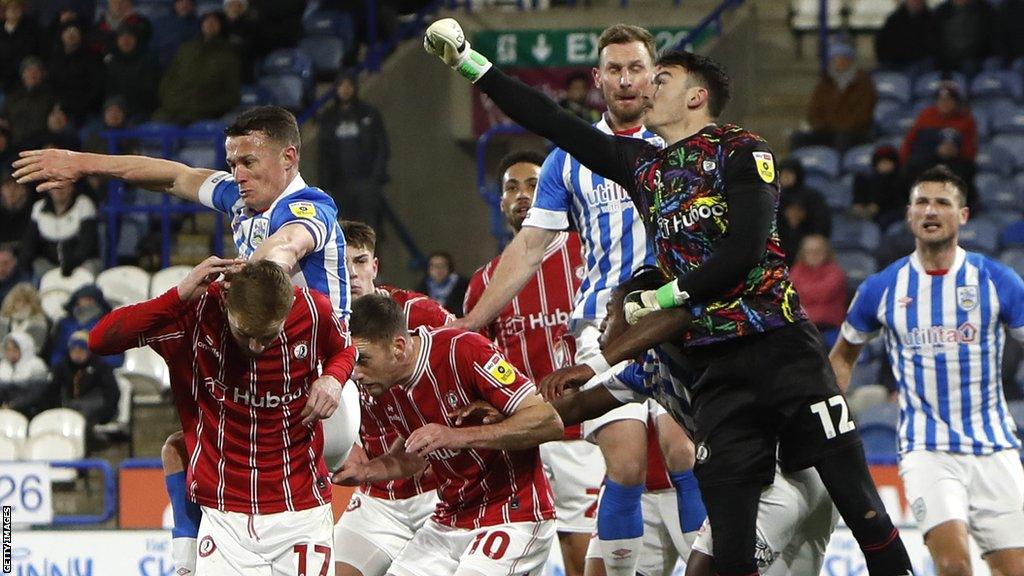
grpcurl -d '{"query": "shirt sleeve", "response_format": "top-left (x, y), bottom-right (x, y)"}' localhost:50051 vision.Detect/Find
top-left (840, 275), bottom-right (885, 345)
top-left (600, 361), bottom-right (649, 405)
top-left (197, 171), bottom-right (240, 214)
top-left (990, 260), bottom-right (1024, 340)
top-left (312, 291), bottom-right (356, 383)
top-left (521, 149), bottom-right (572, 231)
top-left (410, 297), bottom-right (456, 330)
top-left (459, 333), bottom-right (537, 416)
top-left (268, 192), bottom-right (338, 253)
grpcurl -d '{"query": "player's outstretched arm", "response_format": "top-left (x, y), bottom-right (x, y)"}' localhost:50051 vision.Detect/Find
top-left (455, 226), bottom-right (557, 331)
top-left (89, 256), bottom-right (239, 354)
top-left (251, 223), bottom-right (317, 274)
top-left (828, 336), bottom-right (864, 394)
top-left (551, 386), bottom-right (625, 428)
top-left (405, 393), bottom-right (563, 456)
top-left (332, 437), bottom-right (427, 485)
top-left (424, 18), bottom-right (637, 188)
top-left (12, 149), bottom-right (215, 203)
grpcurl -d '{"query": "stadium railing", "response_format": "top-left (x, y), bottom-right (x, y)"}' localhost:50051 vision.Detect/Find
top-left (52, 459), bottom-right (117, 526)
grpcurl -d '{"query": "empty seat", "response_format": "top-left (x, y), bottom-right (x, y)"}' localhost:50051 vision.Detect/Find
top-left (261, 49), bottom-right (314, 89)
top-left (302, 9), bottom-right (356, 51)
top-left (988, 102), bottom-right (1024, 135)
top-left (836, 249), bottom-right (878, 290)
top-left (873, 71), bottom-right (913, 104)
top-left (0, 435), bottom-right (19, 460)
top-left (808, 174), bottom-right (852, 210)
top-left (859, 424), bottom-right (899, 459)
top-left (22, 434), bottom-right (78, 482)
top-left (132, 121), bottom-right (180, 156)
top-left (150, 265), bottom-right (193, 297)
top-left (39, 268), bottom-right (94, 322)
top-left (238, 84), bottom-right (274, 108)
top-left (1001, 221), bottom-right (1024, 249)
top-left (257, 75), bottom-right (305, 111)
top-left (848, 0), bottom-right (895, 30)
top-left (790, 0), bottom-right (844, 32)
top-left (28, 408), bottom-right (85, 460)
top-left (843, 143), bottom-right (877, 176)
top-left (958, 219), bottom-right (1000, 254)
top-left (1008, 400), bottom-right (1024, 431)
top-left (849, 358), bottom-right (881, 390)
top-left (118, 346), bottom-right (170, 403)
top-left (913, 71), bottom-right (967, 101)
top-left (94, 374), bottom-right (133, 439)
top-left (858, 399), bottom-right (900, 428)
top-left (299, 36), bottom-right (345, 75)
top-left (975, 172), bottom-right (1018, 211)
top-left (970, 70), bottom-right (1024, 102)
top-left (989, 134), bottom-right (1024, 171)
top-left (1000, 247), bottom-right (1024, 277)
top-left (831, 216), bottom-right (881, 251)
top-left (975, 142), bottom-right (1017, 176)
top-left (791, 146), bottom-right (842, 178)
top-left (96, 266), bottom-right (152, 307)
top-left (0, 407), bottom-right (28, 441)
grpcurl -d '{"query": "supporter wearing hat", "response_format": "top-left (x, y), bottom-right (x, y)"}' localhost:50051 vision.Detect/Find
top-left (792, 40), bottom-right (878, 151)
top-left (901, 80), bottom-right (978, 201)
top-left (0, 56), bottom-right (57, 147)
top-left (51, 329), bottom-right (121, 429)
top-left (851, 145), bottom-right (910, 229)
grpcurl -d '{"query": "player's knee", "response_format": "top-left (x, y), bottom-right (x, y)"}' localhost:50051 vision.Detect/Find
top-left (659, 436), bottom-right (695, 473)
top-left (933, 555), bottom-right (972, 576)
top-left (683, 550), bottom-right (713, 576)
top-left (161, 431), bottom-right (187, 472)
top-left (604, 456), bottom-right (645, 486)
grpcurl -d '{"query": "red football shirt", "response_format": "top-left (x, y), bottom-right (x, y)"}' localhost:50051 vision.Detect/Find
top-left (358, 285), bottom-right (453, 499)
top-left (90, 284), bottom-right (356, 514)
top-left (464, 231), bottom-right (584, 439)
top-left (381, 326), bottom-right (555, 529)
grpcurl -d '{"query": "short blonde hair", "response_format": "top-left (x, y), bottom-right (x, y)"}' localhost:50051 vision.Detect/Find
top-left (225, 261), bottom-right (294, 329)
top-left (1, 283), bottom-right (43, 318)
top-left (597, 24), bottom-right (657, 64)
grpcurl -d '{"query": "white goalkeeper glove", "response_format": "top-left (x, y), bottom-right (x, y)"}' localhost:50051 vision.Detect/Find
top-left (423, 18), bottom-right (492, 83)
top-left (623, 281), bottom-right (689, 325)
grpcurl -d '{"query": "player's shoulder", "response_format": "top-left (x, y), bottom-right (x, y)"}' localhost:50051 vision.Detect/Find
top-left (427, 326), bottom-right (492, 351)
top-left (859, 256), bottom-right (911, 295)
top-left (295, 286), bottom-right (334, 314)
top-left (274, 185), bottom-right (338, 218)
top-left (718, 124), bottom-right (771, 152)
top-left (966, 250), bottom-right (1020, 285)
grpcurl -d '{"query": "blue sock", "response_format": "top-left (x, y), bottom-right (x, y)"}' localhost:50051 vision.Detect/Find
top-left (670, 469), bottom-right (707, 533)
top-left (596, 478), bottom-right (644, 540)
top-left (165, 471), bottom-right (202, 539)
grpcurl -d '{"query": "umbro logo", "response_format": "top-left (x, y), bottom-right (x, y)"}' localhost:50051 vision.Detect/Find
top-left (898, 296), bottom-right (914, 307)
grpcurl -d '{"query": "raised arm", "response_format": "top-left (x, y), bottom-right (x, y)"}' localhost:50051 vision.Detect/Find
top-left (456, 226), bottom-right (557, 331)
top-left (12, 149), bottom-right (215, 202)
top-left (424, 18), bottom-right (641, 188)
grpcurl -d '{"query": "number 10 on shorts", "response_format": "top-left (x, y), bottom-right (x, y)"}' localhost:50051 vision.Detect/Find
top-left (810, 395), bottom-right (856, 439)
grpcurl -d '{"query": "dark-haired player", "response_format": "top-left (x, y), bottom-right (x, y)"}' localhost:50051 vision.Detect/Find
top-left (425, 19), bottom-right (913, 575)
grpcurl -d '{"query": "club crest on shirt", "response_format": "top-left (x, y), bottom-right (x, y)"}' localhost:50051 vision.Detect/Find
top-left (752, 151), bottom-right (775, 183)
top-left (446, 392), bottom-right (459, 408)
top-left (289, 201), bottom-right (317, 219)
top-left (483, 353), bottom-right (516, 385)
top-left (702, 159), bottom-right (717, 172)
top-left (293, 342), bottom-right (309, 359)
top-left (249, 217), bottom-right (270, 248)
top-left (956, 285), bottom-right (979, 311)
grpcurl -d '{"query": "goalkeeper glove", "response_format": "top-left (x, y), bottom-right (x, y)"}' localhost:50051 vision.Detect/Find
top-left (423, 18), bottom-right (492, 83)
top-left (623, 281), bottom-right (689, 325)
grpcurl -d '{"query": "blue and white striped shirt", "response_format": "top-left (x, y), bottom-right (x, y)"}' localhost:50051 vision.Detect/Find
top-left (523, 117), bottom-right (661, 320)
top-left (842, 247), bottom-right (1024, 454)
top-left (198, 171), bottom-right (351, 319)
top-left (602, 348), bottom-right (695, 432)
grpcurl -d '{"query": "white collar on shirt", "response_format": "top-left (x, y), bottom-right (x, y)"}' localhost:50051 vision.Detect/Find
top-left (909, 246), bottom-right (967, 275)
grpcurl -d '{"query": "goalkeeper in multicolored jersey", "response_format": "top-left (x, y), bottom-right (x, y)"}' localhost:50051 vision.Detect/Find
top-left (424, 18), bottom-right (915, 576)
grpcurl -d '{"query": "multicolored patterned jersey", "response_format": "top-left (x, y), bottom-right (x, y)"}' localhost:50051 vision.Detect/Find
top-left (631, 124), bottom-right (806, 347)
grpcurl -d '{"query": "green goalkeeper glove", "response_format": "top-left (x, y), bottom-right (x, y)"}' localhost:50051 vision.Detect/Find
top-left (623, 281), bottom-right (690, 325)
top-left (423, 18), bottom-right (492, 83)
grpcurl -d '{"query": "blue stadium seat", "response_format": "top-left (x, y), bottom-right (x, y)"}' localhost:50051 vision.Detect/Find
top-left (977, 141), bottom-right (1019, 175)
top-left (858, 400), bottom-right (899, 428)
top-left (239, 84), bottom-right (274, 108)
top-left (135, 0), bottom-right (172, 20)
top-left (988, 102), bottom-right (1024, 135)
top-left (972, 70), bottom-right (1024, 101)
top-left (831, 215), bottom-right (881, 251)
top-left (874, 105), bottom-right (916, 137)
top-left (959, 218), bottom-right (1000, 254)
top-left (913, 71), bottom-right (967, 101)
top-left (836, 248), bottom-right (878, 290)
top-left (972, 107), bottom-right (991, 142)
top-left (1000, 247), bottom-right (1024, 277)
top-left (1000, 220), bottom-right (1024, 249)
top-left (790, 146), bottom-right (841, 178)
top-left (302, 10), bottom-right (356, 52)
top-left (843, 143), bottom-right (877, 176)
top-left (808, 174), bottom-right (852, 210)
top-left (873, 71), bottom-right (913, 104)
top-left (261, 49), bottom-right (314, 91)
top-left (859, 424), bottom-right (899, 460)
top-left (975, 172), bottom-right (1018, 211)
top-left (1008, 400), bottom-right (1024, 433)
top-left (991, 134), bottom-right (1024, 170)
top-left (133, 121), bottom-right (180, 156)
top-left (177, 146), bottom-right (219, 169)
top-left (299, 37), bottom-right (345, 75)
top-left (258, 76), bottom-right (305, 111)
top-left (849, 358), bottom-right (881, 391)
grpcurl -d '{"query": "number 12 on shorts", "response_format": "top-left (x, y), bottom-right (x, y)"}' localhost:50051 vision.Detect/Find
top-left (293, 543), bottom-right (331, 576)
top-left (810, 395), bottom-right (855, 439)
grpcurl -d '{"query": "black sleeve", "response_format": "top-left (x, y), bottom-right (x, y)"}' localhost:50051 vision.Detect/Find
top-left (675, 145), bottom-right (777, 304)
top-left (476, 67), bottom-right (647, 190)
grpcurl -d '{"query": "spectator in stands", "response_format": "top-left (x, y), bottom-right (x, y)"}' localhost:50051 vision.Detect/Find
top-left (995, 0), bottom-right (1024, 66)
top-left (90, 0), bottom-right (151, 56)
top-left (82, 95), bottom-right (131, 154)
top-left (559, 71), bottom-right (600, 124)
top-left (0, 282), bottom-right (48, 353)
top-left (47, 19), bottom-right (102, 124)
top-left (789, 235), bottom-right (847, 335)
top-left (778, 158), bottom-right (832, 264)
top-left (50, 284), bottom-right (120, 368)
top-left (933, 0), bottom-right (994, 74)
top-left (416, 251), bottom-right (469, 316)
top-left (154, 10), bottom-right (241, 125)
top-left (0, 245), bottom-right (30, 304)
top-left (793, 41), bottom-right (876, 152)
top-left (0, 172), bottom-right (32, 245)
top-left (150, 0), bottom-right (198, 69)
top-left (317, 70), bottom-right (390, 230)
top-left (875, 0), bottom-right (937, 73)
top-left (0, 0), bottom-right (42, 92)
top-left (850, 145), bottom-right (909, 230)
top-left (31, 2), bottom-right (95, 31)
top-left (103, 22), bottom-right (159, 119)
top-left (21, 183), bottom-right (100, 278)
top-left (51, 330), bottom-right (119, 427)
top-left (0, 330), bottom-right (50, 416)
top-left (1, 57), bottom-right (57, 148)
top-left (900, 82), bottom-right (977, 191)
top-left (223, 0), bottom-right (258, 80)
top-left (28, 103), bottom-right (80, 150)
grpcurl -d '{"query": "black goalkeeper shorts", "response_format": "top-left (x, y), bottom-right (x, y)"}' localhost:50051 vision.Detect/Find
top-left (682, 320), bottom-right (861, 488)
